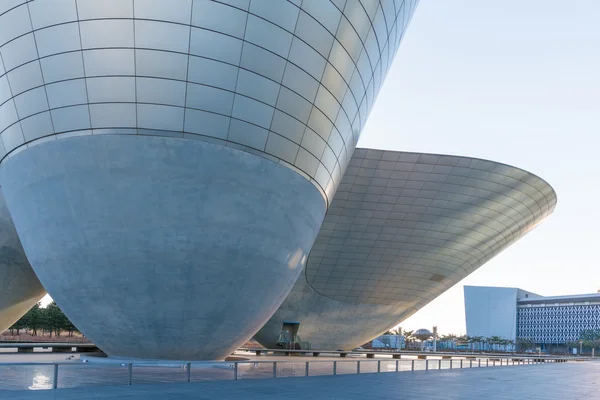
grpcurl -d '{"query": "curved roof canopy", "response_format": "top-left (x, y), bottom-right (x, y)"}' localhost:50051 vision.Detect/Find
top-left (305, 148), bottom-right (556, 307)
top-left (255, 148), bottom-right (556, 350)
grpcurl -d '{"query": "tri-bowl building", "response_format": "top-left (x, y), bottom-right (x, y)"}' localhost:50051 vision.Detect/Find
top-left (255, 149), bottom-right (556, 350)
top-left (0, 0), bottom-right (556, 360)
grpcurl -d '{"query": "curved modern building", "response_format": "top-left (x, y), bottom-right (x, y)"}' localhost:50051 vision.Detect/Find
top-left (0, 189), bottom-right (46, 333)
top-left (255, 149), bottom-right (557, 350)
top-left (0, 1), bottom-right (419, 359)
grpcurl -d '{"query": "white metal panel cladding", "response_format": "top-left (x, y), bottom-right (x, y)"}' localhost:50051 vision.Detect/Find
top-left (255, 150), bottom-right (556, 350)
top-left (0, 0), bottom-right (419, 204)
top-left (517, 305), bottom-right (600, 344)
top-left (306, 149), bottom-right (557, 306)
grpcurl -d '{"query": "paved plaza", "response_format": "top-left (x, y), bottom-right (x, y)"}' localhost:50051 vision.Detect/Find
top-left (1, 361), bottom-right (597, 399)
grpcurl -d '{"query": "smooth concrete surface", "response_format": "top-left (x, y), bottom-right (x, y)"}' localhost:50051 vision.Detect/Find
top-left (254, 275), bottom-right (408, 350)
top-left (0, 189), bottom-right (46, 333)
top-left (0, 135), bottom-right (326, 360)
top-left (256, 149), bottom-right (557, 350)
top-left (1, 362), bottom-right (596, 399)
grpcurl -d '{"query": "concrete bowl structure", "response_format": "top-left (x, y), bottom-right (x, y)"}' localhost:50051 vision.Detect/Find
top-left (254, 149), bottom-right (557, 350)
top-left (0, 189), bottom-right (46, 333)
top-left (0, 1), bottom-right (419, 359)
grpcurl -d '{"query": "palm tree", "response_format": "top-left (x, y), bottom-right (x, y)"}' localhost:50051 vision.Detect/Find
top-left (471, 336), bottom-right (484, 352)
top-left (481, 337), bottom-right (488, 352)
top-left (506, 339), bottom-right (515, 353)
top-left (466, 335), bottom-right (477, 352)
top-left (403, 330), bottom-right (414, 349)
top-left (488, 336), bottom-right (503, 353)
top-left (448, 334), bottom-right (456, 351)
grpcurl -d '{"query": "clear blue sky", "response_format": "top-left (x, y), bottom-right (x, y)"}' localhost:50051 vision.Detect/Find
top-left (359, 0), bottom-right (600, 335)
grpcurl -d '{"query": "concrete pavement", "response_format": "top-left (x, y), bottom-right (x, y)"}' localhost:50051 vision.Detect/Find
top-left (1, 361), bottom-right (597, 399)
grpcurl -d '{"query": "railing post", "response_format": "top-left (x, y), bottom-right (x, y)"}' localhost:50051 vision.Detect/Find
top-left (396, 360), bottom-right (399, 372)
top-left (234, 362), bottom-right (238, 380)
top-left (357, 360), bottom-right (360, 374)
top-left (306, 361), bottom-right (309, 376)
top-left (460, 360), bottom-right (463, 369)
top-left (486, 359), bottom-right (489, 367)
top-left (493, 359), bottom-right (496, 367)
top-left (470, 359), bottom-right (473, 368)
top-left (377, 360), bottom-right (381, 373)
top-left (450, 360), bottom-right (452, 369)
top-left (273, 361), bottom-right (277, 378)
top-left (333, 361), bottom-right (337, 376)
top-left (478, 359), bottom-right (481, 367)
top-left (53, 364), bottom-right (59, 389)
top-left (411, 360), bottom-right (414, 371)
top-left (187, 363), bottom-right (191, 382)
top-left (438, 359), bottom-right (441, 369)
top-left (128, 364), bottom-right (133, 385)
top-left (425, 360), bottom-right (429, 371)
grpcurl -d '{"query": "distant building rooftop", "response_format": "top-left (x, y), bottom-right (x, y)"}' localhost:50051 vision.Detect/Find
top-left (518, 291), bottom-right (600, 305)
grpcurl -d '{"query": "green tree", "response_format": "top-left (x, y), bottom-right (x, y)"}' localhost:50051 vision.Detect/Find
top-left (64, 317), bottom-right (78, 337)
top-left (487, 336), bottom-right (503, 352)
top-left (566, 340), bottom-right (579, 353)
top-left (46, 301), bottom-right (69, 337)
top-left (502, 339), bottom-right (514, 352)
top-left (23, 302), bottom-right (43, 336)
top-left (8, 312), bottom-right (28, 335)
top-left (579, 329), bottom-right (600, 355)
top-left (445, 334), bottom-right (458, 350)
top-left (403, 330), bottom-right (414, 349)
top-left (466, 335), bottom-right (479, 352)
top-left (516, 337), bottom-right (534, 352)
top-left (471, 336), bottom-right (485, 352)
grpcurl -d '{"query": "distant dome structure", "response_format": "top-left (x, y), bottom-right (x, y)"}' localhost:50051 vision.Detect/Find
top-left (414, 329), bottom-right (432, 341)
top-left (414, 329), bottom-right (433, 352)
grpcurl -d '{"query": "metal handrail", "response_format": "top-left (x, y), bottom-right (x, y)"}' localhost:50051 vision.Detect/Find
top-left (238, 347), bottom-right (568, 358)
top-left (0, 355), bottom-right (588, 367)
top-left (0, 356), bottom-right (588, 391)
